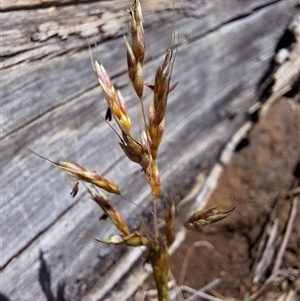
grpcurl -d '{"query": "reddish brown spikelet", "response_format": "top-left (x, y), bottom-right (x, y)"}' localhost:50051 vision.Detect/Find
top-left (125, 0), bottom-right (145, 98)
top-left (153, 49), bottom-right (174, 125)
top-left (54, 160), bottom-right (121, 195)
top-left (24, 147), bottom-right (121, 195)
top-left (88, 187), bottom-right (130, 236)
top-left (146, 48), bottom-right (178, 160)
top-left (184, 206), bottom-right (236, 230)
top-left (129, 0), bottom-right (144, 61)
top-left (120, 132), bottom-right (150, 170)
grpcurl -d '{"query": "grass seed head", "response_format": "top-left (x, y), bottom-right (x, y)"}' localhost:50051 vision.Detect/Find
top-left (28, 2), bottom-right (183, 299)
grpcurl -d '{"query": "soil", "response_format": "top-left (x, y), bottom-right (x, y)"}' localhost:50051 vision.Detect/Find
top-left (168, 96), bottom-right (300, 300)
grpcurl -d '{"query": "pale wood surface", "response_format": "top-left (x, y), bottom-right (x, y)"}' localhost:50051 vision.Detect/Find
top-left (1, 0), bottom-right (298, 300)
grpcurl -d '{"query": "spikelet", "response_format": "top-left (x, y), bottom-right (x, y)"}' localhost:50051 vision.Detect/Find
top-left (129, 0), bottom-right (144, 62)
top-left (88, 187), bottom-right (130, 236)
top-left (125, 0), bottom-right (145, 98)
top-left (152, 49), bottom-right (177, 125)
top-left (54, 160), bottom-right (121, 195)
top-left (25, 147), bottom-right (120, 195)
top-left (94, 61), bottom-right (131, 134)
top-left (184, 206), bottom-right (236, 230)
top-left (146, 49), bottom-right (178, 160)
top-left (120, 131), bottom-right (150, 170)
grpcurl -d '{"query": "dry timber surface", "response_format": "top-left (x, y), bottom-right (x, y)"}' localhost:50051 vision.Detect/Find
top-left (1, 0), bottom-right (299, 300)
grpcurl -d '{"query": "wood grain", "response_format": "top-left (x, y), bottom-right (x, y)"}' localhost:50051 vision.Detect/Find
top-left (1, 0), bottom-right (298, 300)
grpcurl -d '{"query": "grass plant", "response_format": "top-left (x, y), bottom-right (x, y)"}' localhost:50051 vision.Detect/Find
top-left (27, 1), bottom-right (235, 299)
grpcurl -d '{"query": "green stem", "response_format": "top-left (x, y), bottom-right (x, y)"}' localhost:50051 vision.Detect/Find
top-left (152, 195), bottom-right (159, 237)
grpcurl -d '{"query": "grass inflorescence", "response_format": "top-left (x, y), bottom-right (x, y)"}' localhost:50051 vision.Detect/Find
top-left (27, 1), bottom-right (235, 299)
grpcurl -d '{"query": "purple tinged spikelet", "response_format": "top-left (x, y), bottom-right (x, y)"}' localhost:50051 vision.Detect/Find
top-left (88, 187), bottom-right (130, 236)
top-left (94, 61), bottom-right (131, 133)
top-left (55, 160), bottom-right (121, 195)
top-left (125, 0), bottom-right (145, 98)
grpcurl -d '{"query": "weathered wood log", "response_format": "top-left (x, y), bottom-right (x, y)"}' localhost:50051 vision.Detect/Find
top-left (1, 0), bottom-right (298, 300)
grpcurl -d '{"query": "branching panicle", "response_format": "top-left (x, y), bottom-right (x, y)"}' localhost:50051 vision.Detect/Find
top-left (27, 1), bottom-right (235, 300)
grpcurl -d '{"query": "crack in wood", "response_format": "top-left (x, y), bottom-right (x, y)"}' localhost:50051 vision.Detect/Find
top-left (3, 0), bottom-right (290, 67)
top-left (1, 0), bottom-right (120, 13)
